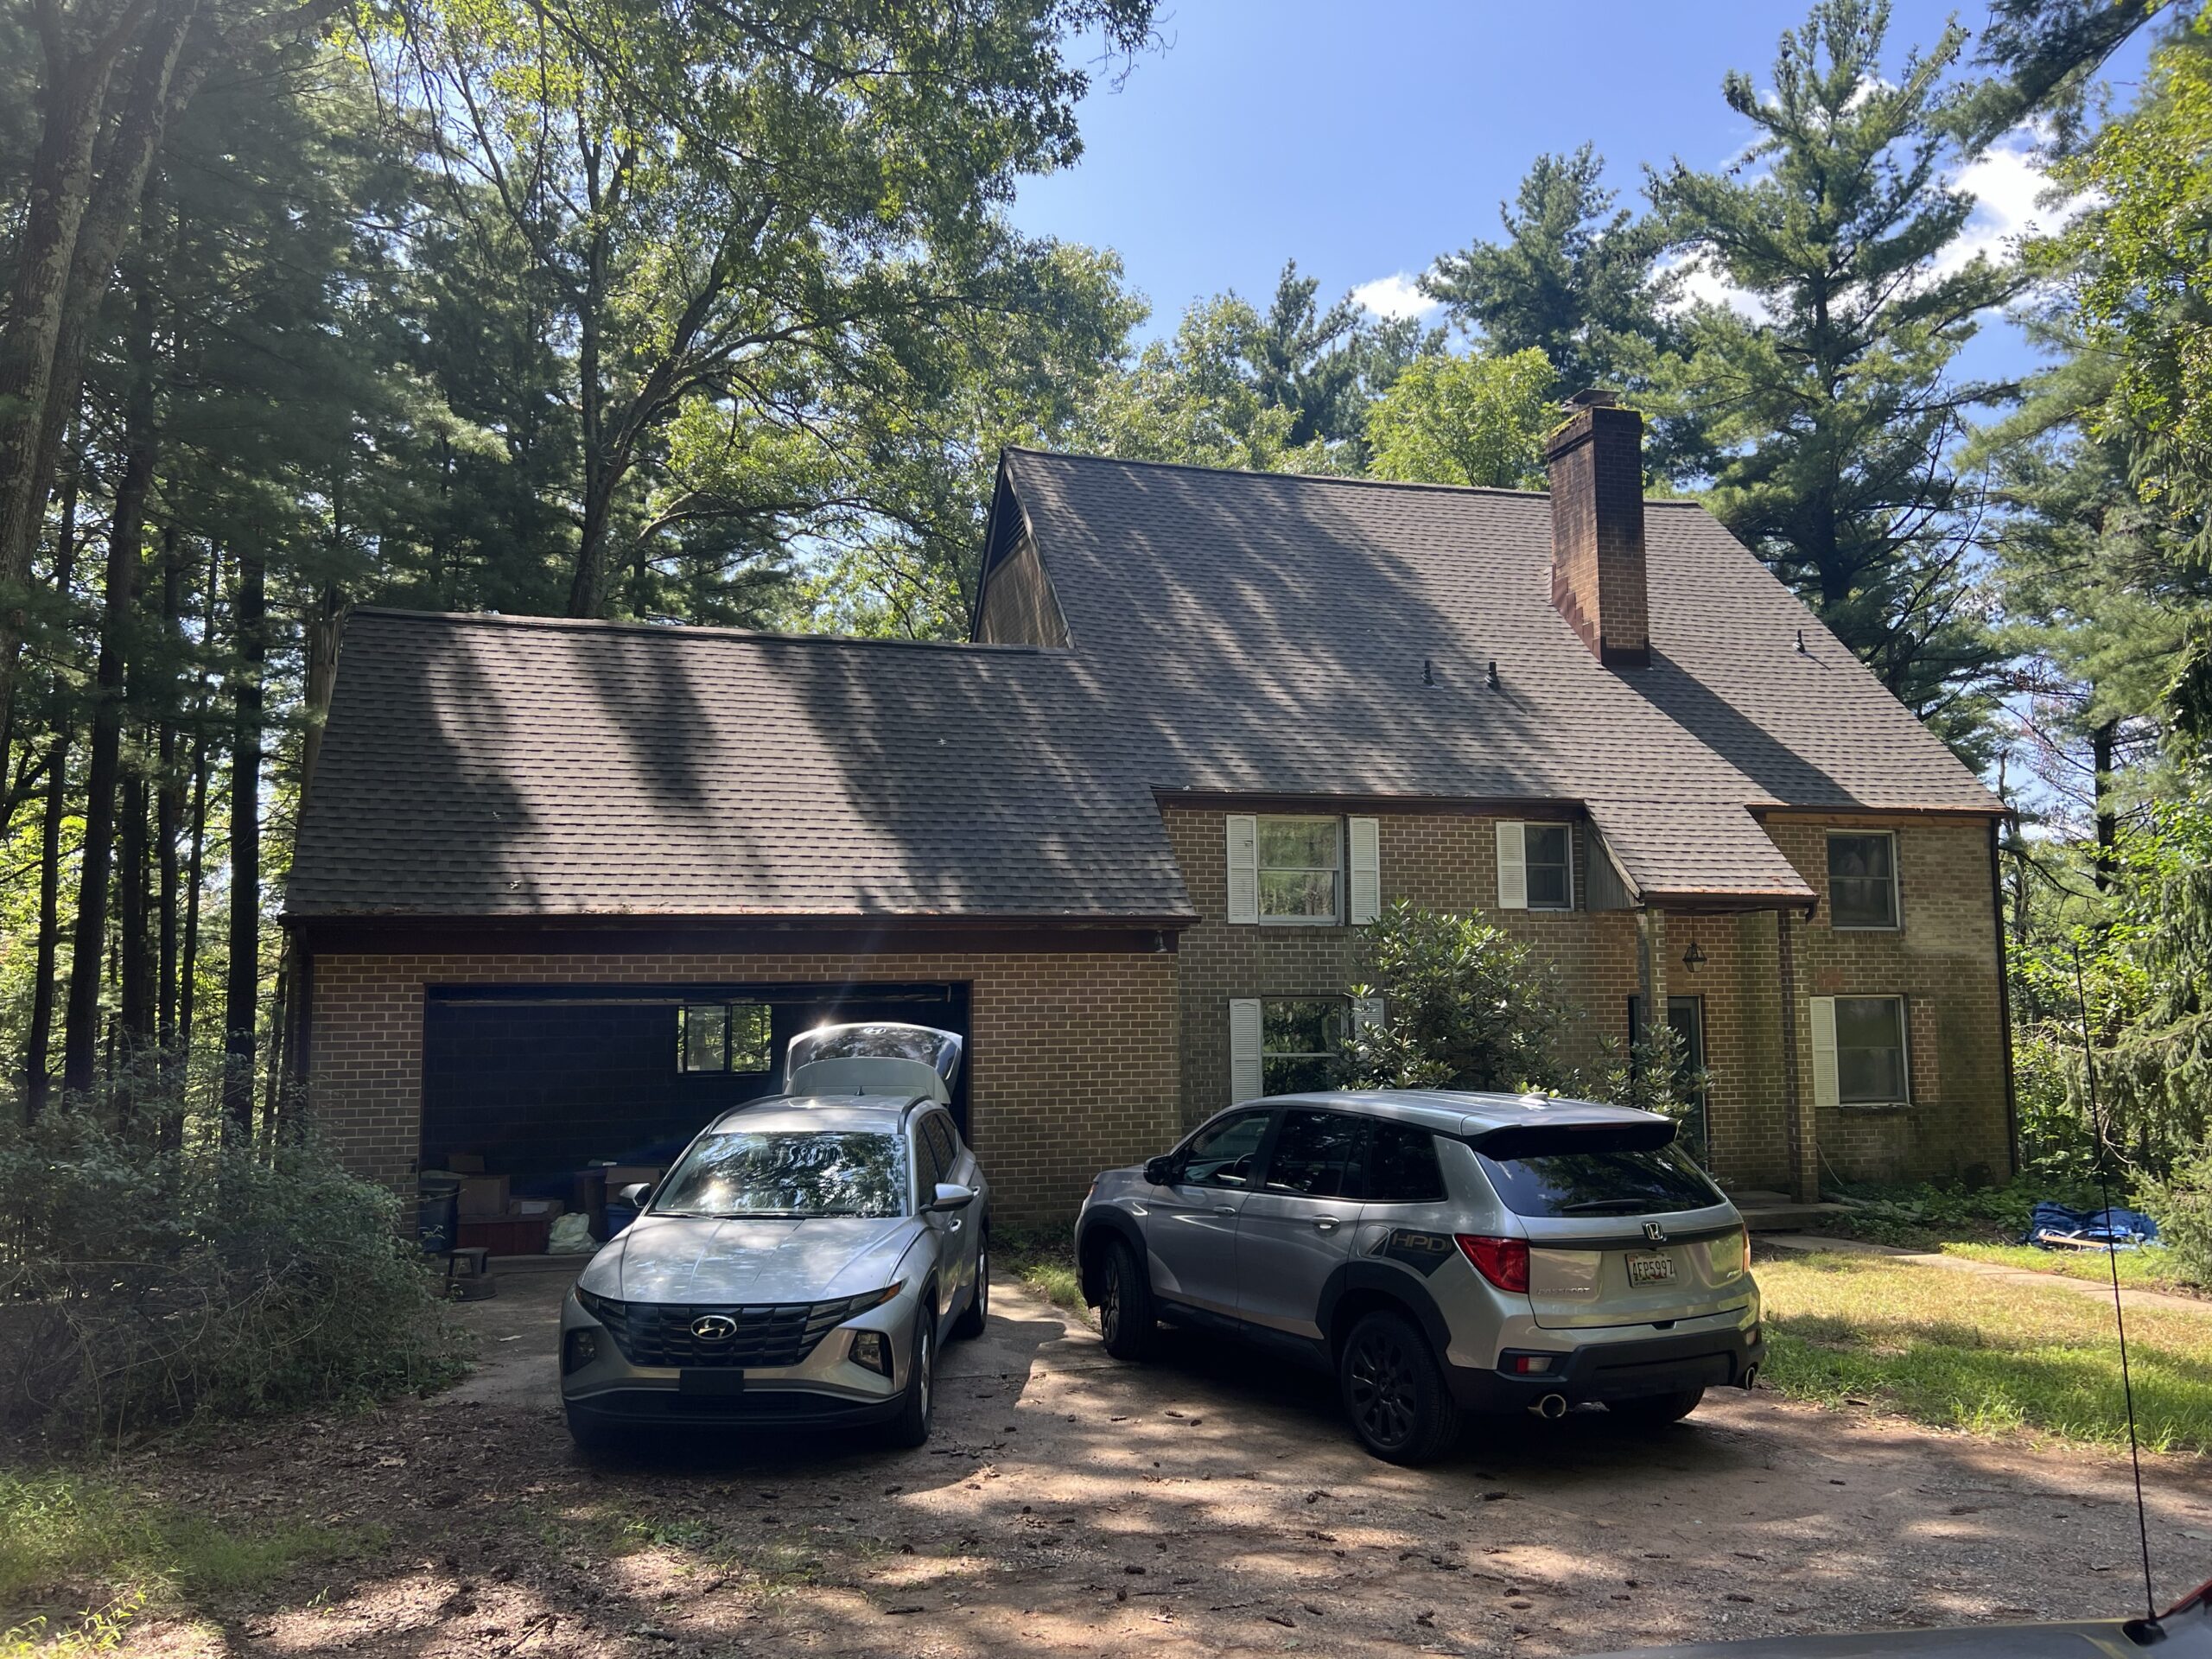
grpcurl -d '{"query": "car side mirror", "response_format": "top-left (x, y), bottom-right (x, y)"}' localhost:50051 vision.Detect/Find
top-left (615, 1182), bottom-right (652, 1207)
top-left (1142, 1155), bottom-right (1177, 1186)
top-left (928, 1182), bottom-right (976, 1213)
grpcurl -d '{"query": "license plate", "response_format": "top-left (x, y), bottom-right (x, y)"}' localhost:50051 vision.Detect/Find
top-left (1626, 1253), bottom-right (1676, 1286)
top-left (679, 1370), bottom-right (747, 1396)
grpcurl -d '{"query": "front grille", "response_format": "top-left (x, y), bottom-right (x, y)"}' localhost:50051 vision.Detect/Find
top-left (593, 1294), bottom-right (881, 1370)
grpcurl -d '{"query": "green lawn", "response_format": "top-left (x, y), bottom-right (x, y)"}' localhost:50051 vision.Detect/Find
top-left (0, 1471), bottom-right (384, 1656)
top-left (1938, 1240), bottom-right (2202, 1295)
top-left (1757, 1250), bottom-right (2212, 1452)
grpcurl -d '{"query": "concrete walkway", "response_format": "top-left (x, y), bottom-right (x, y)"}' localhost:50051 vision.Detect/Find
top-left (1762, 1231), bottom-right (2212, 1317)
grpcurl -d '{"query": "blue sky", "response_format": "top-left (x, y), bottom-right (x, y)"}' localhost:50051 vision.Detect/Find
top-left (1013, 0), bottom-right (2154, 386)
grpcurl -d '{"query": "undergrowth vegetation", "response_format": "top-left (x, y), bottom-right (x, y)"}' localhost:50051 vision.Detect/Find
top-left (0, 1105), bottom-right (467, 1450)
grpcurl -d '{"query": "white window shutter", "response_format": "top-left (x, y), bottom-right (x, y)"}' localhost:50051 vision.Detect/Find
top-left (1347, 817), bottom-right (1381, 924)
top-left (1352, 995), bottom-right (1386, 1034)
top-left (1229, 999), bottom-right (1264, 1103)
top-left (1495, 821), bottom-right (1528, 910)
top-left (1225, 815), bottom-right (1259, 925)
top-left (1809, 996), bottom-right (1840, 1110)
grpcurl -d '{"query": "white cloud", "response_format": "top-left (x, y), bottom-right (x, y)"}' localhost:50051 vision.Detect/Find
top-left (1935, 130), bottom-right (2094, 280)
top-left (1655, 252), bottom-right (1773, 324)
top-left (1351, 271), bottom-right (1442, 323)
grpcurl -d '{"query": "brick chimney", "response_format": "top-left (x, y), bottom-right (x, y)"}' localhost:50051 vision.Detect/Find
top-left (1545, 389), bottom-right (1649, 668)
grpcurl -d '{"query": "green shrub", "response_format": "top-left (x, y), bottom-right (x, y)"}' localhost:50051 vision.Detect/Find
top-left (0, 1108), bottom-right (467, 1448)
top-left (2142, 1144), bottom-right (2212, 1287)
top-left (1343, 901), bottom-right (1575, 1092)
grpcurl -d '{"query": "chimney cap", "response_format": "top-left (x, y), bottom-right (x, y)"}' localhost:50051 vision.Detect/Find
top-left (1565, 387), bottom-right (1621, 409)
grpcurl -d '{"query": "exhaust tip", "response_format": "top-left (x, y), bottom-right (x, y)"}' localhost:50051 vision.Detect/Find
top-left (1529, 1392), bottom-right (1568, 1420)
top-left (1741, 1364), bottom-right (1759, 1392)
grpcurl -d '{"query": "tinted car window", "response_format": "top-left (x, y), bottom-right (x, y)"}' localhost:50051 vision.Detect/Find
top-left (915, 1119), bottom-right (948, 1194)
top-left (1262, 1110), bottom-right (1367, 1198)
top-left (1478, 1144), bottom-right (1721, 1218)
top-left (1364, 1122), bottom-right (1446, 1204)
top-left (1179, 1112), bottom-right (1270, 1190)
top-left (922, 1112), bottom-right (957, 1173)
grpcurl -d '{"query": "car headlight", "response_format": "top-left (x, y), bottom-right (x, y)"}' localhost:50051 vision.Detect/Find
top-left (575, 1285), bottom-right (622, 1322)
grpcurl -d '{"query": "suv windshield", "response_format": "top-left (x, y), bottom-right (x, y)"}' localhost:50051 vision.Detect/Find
top-left (652, 1128), bottom-right (909, 1219)
top-left (1478, 1141), bottom-right (1722, 1218)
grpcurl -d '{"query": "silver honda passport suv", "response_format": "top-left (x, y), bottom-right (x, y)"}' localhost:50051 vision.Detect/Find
top-left (1075, 1090), bottom-right (1762, 1464)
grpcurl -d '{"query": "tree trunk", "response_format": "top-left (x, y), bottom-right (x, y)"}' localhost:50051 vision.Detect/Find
top-left (156, 527), bottom-right (184, 1142)
top-left (219, 543), bottom-right (264, 1144)
top-left (22, 435), bottom-right (83, 1122)
top-left (59, 272), bottom-right (158, 1097)
top-left (2090, 717), bottom-right (2118, 893)
top-left (178, 544), bottom-right (215, 1063)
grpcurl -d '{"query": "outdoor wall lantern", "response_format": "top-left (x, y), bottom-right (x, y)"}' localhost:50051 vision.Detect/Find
top-left (1681, 941), bottom-right (1708, 974)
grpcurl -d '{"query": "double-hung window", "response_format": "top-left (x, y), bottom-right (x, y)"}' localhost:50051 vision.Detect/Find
top-left (1810, 995), bottom-right (1910, 1108)
top-left (1225, 814), bottom-right (1380, 925)
top-left (1826, 832), bottom-right (1899, 929)
top-left (1496, 822), bottom-right (1573, 911)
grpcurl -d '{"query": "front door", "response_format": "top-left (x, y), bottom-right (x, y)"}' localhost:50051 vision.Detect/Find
top-left (1630, 993), bottom-right (1709, 1160)
top-left (1236, 1109), bottom-right (1366, 1337)
top-left (1142, 1109), bottom-right (1272, 1316)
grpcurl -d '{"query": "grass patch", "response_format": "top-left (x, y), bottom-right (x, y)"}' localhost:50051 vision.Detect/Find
top-left (1758, 1251), bottom-right (2212, 1452)
top-left (0, 1470), bottom-right (384, 1649)
top-left (1939, 1241), bottom-right (2204, 1296)
top-left (994, 1224), bottom-right (1088, 1319)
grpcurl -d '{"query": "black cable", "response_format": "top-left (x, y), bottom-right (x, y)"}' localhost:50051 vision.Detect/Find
top-left (2072, 941), bottom-right (2158, 1626)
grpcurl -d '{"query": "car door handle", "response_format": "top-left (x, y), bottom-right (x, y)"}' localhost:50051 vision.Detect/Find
top-left (1313, 1217), bottom-right (1342, 1233)
top-left (1213, 1205), bottom-right (1237, 1218)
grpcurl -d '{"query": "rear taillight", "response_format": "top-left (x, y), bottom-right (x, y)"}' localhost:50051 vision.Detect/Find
top-left (1455, 1234), bottom-right (1529, 1294)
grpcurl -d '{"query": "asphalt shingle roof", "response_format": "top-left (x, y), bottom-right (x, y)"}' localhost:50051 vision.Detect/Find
top-left (286, 612), bottom-right (1192, 920)
top-left (289, 449), bottom-right (2000, 921)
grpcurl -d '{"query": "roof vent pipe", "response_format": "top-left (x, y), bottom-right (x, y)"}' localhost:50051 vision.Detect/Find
top-left (1545, 389), bottom-right (1649, 668)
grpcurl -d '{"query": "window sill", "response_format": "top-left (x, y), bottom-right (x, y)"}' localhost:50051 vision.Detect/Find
top-left (1830, 925), bottom-right (1903, 934)
top-left (1251, 917), bottom-right (1344, 928)
top-left (1836, 1101), bottom-right (1912, 1116)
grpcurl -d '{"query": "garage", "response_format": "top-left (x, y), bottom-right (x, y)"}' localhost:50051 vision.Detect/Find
top-left (420, 980), bottom-right (969, 1242)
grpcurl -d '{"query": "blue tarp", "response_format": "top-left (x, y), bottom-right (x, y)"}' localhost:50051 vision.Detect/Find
top-left (2023, 1201), bottom-right (2161, 1250)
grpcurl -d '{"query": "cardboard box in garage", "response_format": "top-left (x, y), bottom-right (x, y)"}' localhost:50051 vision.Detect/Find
top-left (457, 1175), bottom-right (510, 1219)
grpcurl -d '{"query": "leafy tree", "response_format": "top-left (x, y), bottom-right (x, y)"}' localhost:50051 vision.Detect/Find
top-left (1364, 348), bottom-right (1557, 490)
top-left (1342, 901), bottom-right (1577, 1092)
top-left (1952, 0), bottom-right (2182, 149)
top-left (1647, 0), bottom-right (2017, 758)
top-left (1425, 145), bottom-right (1665, 396)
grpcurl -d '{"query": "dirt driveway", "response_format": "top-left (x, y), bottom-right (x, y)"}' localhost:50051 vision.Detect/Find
top-left (122, 1263), bottom-right (2212, 1658)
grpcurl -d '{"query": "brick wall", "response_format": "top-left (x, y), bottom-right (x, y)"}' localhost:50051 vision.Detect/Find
top-left (308, 948), bottom-right (1179, 1224)
top-left (1764, 813), bottom-right (2012, 1185)
top-left (1161, 804), bottom-right (2010, 1194)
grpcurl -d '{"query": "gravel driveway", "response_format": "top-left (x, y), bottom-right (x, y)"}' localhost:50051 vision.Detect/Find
top-left (120, 1263), bottom-right (2212, 1658)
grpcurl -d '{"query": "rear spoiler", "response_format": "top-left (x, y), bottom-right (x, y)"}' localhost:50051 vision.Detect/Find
top-left (1460, 1118), bottom-right (1678, 1161)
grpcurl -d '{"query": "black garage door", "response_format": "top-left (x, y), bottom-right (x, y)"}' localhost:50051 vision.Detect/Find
top-left (422, 981), bottom-right (969, 1194)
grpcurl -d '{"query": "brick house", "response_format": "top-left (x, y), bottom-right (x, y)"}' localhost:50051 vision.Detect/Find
top-left (286, 395), bottom-right (2013, 1223)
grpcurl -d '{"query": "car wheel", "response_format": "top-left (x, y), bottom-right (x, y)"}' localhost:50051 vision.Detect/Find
top-left (952, 1237), bottom-right (989, 1340)
top-left (1098, 1237), bottom-right (1155, 1361)
top-left (1608, 1387), bottom-right (1705, 1426)
top-left (1338, 1310), bottom-right (1459, 1465)
top-left (884, 1317), bottom-right (935, 1448)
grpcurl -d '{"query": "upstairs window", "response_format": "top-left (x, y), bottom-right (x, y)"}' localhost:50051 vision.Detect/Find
top-left (1496, 821), bottom-right (1573, 911)
top-left (1827, 832), bottom-right (1899, 930)
top-left (680, 1002), bottom-right (773, 1074)
top-left (1258, 817), bottom-right (1341, 923)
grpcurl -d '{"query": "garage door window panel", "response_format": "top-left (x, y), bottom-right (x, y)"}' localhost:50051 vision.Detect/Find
top-left (680, 1003), bottom-right (772, 1075)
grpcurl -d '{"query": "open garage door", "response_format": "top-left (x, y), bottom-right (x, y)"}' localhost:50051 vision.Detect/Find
top-left (421, 981), bottom-right (969, 1205)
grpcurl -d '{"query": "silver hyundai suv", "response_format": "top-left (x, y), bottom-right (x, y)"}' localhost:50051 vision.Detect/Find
top-left (1075, 1090), bottom-right (1762, 1464)
top-left (560, 1023), bottom-right (988, 1451)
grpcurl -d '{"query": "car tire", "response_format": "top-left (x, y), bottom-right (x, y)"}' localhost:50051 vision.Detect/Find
top-left (884, 1316), bottom-right (935, 1448)
top-left (952, 1236), bottom-right (989, 1340)
top-left (1608, 1387), bottom-right (1705, 1426)
top-left (1097, 1237), bottom-right (1155, 1361)
top-left (1338, 1310), bottom-right (1459, 1465)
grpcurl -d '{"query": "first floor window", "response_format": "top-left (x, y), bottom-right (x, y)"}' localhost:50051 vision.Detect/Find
top-left (681, 1002), bottom-right (773, 1074)
top-left (1262, 999), bottom-right (1345, 1095)
top-left (1813, 994), bottom-right (1910, 1107)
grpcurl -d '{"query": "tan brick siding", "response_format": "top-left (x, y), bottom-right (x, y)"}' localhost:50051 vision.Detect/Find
top-left (308, 949), bottom-right (1179, 1224)
top-left (1764, 813), bottom-right (2012, 1185)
